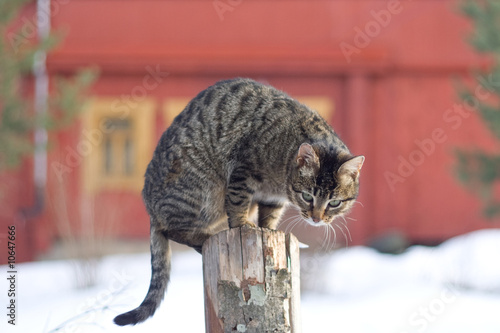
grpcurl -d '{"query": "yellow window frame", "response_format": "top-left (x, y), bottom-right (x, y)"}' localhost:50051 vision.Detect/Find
top-left (82, 98), bottom-right (156, 194)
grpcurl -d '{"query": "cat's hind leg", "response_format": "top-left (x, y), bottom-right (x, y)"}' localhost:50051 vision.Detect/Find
top-left (163, 227), bottom-right (213, 254)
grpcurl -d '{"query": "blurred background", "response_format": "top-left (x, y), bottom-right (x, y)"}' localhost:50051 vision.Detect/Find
top-left (1, 0), bottom-right (500, 332)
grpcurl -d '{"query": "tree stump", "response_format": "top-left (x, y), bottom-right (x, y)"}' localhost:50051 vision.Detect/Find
top-left (202, 226), bottom-right (301, 333)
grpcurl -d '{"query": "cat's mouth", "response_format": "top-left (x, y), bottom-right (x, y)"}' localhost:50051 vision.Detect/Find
top-left (298, 210), bottom-right (330, 227)
top-left (303, 216), bottom-right (328, 227)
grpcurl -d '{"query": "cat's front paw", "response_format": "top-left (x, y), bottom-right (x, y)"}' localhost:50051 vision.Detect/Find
top-left (240, 221), bottom-right (257, 229)
top-left (229, 219), bottom-right (257, 229)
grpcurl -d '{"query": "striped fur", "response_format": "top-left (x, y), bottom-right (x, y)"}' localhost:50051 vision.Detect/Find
top-left (114, 78), bottom-right (364, 326)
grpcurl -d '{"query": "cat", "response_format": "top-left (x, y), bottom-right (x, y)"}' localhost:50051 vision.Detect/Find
top-left (114, 78), bottom-right (364, 326)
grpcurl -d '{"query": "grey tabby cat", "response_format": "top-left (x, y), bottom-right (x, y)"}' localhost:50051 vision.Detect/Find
top-left (114, 78), bottom-right (364, 326)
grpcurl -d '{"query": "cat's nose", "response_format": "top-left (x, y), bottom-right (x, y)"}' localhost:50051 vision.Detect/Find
top-left (311, 216), bottom-right (322, 223)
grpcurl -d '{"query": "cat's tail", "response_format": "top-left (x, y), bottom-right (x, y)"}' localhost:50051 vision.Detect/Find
top-left (114, 227), bottom-right (171, 326)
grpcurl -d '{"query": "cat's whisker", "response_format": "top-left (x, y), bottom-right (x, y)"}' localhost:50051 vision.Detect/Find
top-left (280, 215), bottom-right (298, 229)
top-left (283, 220), bottom-right (294, 234)
top-left (320, 224), bottom-right (330, 252)
top-left (283, 215), bottom-right (300, 225)
top-left (339, 216), bottom-right (353, 242)
top-left (281, 214), bottom-right (300, 224)
top-left (284, 220), bottom-right (297, 234)
top-left (335, 223), bottom-right (349, 247)
top-left (329, 224), bottom-right (335, 252)
top-left (288, 220), bottom-right (303, 235)
top-left (321, 224), bottom-right (330, 252)
top-left (353, 200), bottom-right (364, 208)
top-left (326, 225), bottom-right (331, 251)
top-left (345, 216), bottom-right (357, 222)
top-left (320, 226), bottom-right (326, 251)
top-left (284, 216), bottom-right (303, 235)
top-left (328, 223), bottom-right (337, 252)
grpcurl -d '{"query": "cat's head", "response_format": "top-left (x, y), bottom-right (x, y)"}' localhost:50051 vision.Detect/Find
top-left (288, 143), bottom-right (364, 227)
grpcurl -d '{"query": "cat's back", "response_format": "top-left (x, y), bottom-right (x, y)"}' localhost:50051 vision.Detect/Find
top-left (161, 78), bottom-right (305, 149)
top-left (177, 78), bottom-right (293, 126)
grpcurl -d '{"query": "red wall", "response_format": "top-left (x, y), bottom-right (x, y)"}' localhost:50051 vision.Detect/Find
top-left (3, 0), bottom-right (500, 262)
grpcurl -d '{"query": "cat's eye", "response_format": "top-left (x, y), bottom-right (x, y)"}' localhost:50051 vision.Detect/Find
top-left (302, 192), bottom-right (314, 202)
top-left (329, 200), bottom-right (342, 208)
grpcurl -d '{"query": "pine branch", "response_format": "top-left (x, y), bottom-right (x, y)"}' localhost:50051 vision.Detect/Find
top-left (455, 0), bottom-right (500, 218)
top-left (0, 0), bottom-right (97, 171)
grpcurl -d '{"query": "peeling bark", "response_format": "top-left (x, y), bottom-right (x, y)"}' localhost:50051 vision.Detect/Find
top-left (202, 226), bottom-right (301, 333)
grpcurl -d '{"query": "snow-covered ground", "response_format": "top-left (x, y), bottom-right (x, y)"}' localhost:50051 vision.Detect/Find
top-left (2, 229), bottom-right (500, 333)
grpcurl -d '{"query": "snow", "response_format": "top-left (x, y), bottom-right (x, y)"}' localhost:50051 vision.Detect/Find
top-left (2, 229), bottom-right (500, 333)
top-left (302, 229), bottom-right (500, 333)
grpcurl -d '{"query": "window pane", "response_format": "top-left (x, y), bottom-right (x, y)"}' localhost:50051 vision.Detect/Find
top-left (124, 137), bottom-right (134, 175)
top-left (102, 117), bottom-right (134, 177)
top-left (104, 118), bottom-right (131, 131)
top-left (104, 135), bottom-right (112, 174)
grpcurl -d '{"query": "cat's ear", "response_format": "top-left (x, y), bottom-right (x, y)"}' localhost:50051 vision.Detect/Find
top-left (296, 143), bottom-right (320, 174)
top-left (338, 156), bottom-right (364, 180)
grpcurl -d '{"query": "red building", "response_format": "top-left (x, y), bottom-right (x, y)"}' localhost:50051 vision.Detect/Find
top-left (3, 0), bottom-right (500, 262)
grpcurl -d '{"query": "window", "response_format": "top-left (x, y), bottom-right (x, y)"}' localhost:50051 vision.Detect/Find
top-left (102, 118), bottom-right (134, 176)
top-left (83, 98), bottom-right (156, 193)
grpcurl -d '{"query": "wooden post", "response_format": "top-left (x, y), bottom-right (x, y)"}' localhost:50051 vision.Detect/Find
top-left (202, 226), bottom-right (301, 333)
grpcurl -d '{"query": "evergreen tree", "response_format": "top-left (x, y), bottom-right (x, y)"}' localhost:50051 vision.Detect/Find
top-left (455, 0), bottom-right (500, 218)
top-left (0, 0), bottom-right (96, 170)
